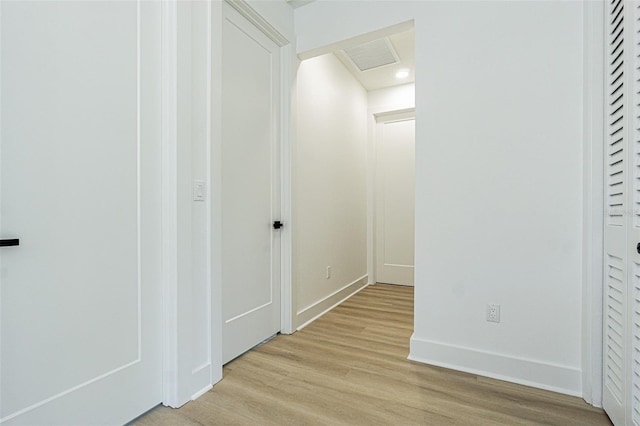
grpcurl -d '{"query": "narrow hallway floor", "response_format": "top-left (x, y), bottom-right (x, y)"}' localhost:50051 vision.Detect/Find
top-left (132, 284), bottom-right (610, 425)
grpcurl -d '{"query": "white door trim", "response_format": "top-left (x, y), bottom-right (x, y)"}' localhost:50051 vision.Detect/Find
top-left (280, 42), bottom-right (294, 335)
top-left (374, 107), bottom-right (416, 121)
top-left (160, 0), bottom-right (181, 409)
top-left (373, 109), bottom-right (415, 286)
top-left (225, 0), bottom-right (289, 48)
top-left (367, 107), bottom-right (415, 286)
top-left (202, 0), bottom-right (214, 397)
top-left (582, 0), bottom-right (604, 408)
top-left (210, 0), bottom-right (224, 390)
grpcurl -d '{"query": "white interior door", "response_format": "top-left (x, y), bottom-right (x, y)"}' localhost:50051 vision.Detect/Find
top-left (375, 112), bottom-right (415, 286)
top-left (221, 3), bottom-right (281, 365)
top-left (0, 2), bottom-right (163, 424)
top-left (602, 1), bottom-right (639, 424)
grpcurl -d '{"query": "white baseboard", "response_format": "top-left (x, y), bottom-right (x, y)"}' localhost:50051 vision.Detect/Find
top-left (296, 275), bottom-right (368, 330)
top-left (191, 384), bottom-right (212, 401)
top-left (190, 363), bottom-right (213, 401)
top-left (409, 335), bottom-right (582, 397)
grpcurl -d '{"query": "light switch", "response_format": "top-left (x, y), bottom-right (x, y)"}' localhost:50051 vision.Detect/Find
top-left (193, 180), bottom-right (205, 202)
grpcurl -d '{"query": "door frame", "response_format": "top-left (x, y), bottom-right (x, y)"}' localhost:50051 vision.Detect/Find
top-left (371, 108), bottom-right (416, 286)
top-left (582, 0), bottom-right (604, 408)
top-left (366, 107), bottom-right (415, 285)
top-left (160, 0), bottom-right (181, 407)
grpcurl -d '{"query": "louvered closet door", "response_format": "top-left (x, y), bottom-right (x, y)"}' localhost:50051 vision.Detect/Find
top-left (630, 4), bottom-right (640, 423)
top-left (603, 1), bottom-right (639, 425)
top-left (603, 1), bottom-right (627, 423)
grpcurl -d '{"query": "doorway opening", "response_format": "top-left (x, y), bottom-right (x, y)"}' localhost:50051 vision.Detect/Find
top-left (291, 21), bottom-right (416, 331)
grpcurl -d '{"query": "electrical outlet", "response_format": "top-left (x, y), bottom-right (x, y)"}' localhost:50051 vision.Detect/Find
top-left (486, 304), bottom-right (500, 323)
top-left (326, 266), bottom-right (331, 279)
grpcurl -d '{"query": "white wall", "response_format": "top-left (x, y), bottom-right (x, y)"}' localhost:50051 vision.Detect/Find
top-left (296, 2), bottom-right (417, 57)
top-left (247, 0), bottom-right (295, 42)
top-left (368, 83), bottom-right (415, 112)
top-left (293, 53), bottom-right (369, 329)
top-left (171, 0), bottom-right (214, 406)
top-left (581, 1), bottom-right (604, 407)
top-left (295, 1), bottom-right (585, 395)
top-left (186, 0), bottom-right (213, 399)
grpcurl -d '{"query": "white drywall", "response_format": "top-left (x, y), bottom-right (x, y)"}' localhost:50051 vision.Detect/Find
top-left (248, 0), bottom-right (294, 42)
top-left (295, 1), bottom-right (585, 395)
top-left (172, 0), bottom-right (215, 406)
top-left (185, 0), bottom-right (213, 399)
top-left (293, 53), bottom-right (369, 328)
top-left (581, 0), bottom-right (604, 407)
top-left (296, 1), bottom-right (417, 57)
top-left (368, 83), bottom-right (415, 112)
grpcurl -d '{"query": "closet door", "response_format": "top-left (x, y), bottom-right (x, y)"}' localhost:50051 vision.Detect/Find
top-left (602, 1), bottom-right (639, 424)
top-left (630, 3), bottom-right (640, 423)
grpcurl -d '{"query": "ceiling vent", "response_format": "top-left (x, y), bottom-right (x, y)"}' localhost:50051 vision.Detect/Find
top-left (343, 38), bottom-right (399, 72)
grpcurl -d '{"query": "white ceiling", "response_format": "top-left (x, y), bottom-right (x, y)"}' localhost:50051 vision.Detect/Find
top-left (288, 0), bottom-right (414, 91)
top-left (333, 29), bottom-right (415, 91)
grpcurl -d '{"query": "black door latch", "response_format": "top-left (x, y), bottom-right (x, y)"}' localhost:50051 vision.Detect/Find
top-left (0, 239), bottom-right (19, 247)
top-left (273, 221), bottom-right (283, 230)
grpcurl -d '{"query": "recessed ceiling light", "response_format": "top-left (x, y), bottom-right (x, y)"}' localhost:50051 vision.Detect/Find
top-left (395, 69), bottom-right (409, 79)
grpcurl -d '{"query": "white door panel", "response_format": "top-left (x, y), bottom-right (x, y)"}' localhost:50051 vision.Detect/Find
top-left (603, 1), bottom-right (639, 424)
top-left (630, 3), bottom-right (640, 418)
top-left (375, 114), bottom-right (415, 286)
top-left (221, 4), bottom-right (281, 365)
top-left (0, 2), bottom-right (162, 424)
top-left (602, 1), bottom-right (627, 423)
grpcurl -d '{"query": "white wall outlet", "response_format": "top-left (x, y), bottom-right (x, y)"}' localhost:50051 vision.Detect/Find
top-left (326, 266), bottom-right (331, 279)
top-left (486, 304), bottom-right (500, 323)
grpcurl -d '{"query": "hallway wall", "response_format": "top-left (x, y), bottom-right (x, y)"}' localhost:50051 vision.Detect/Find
top-left (293, 53), bottom-right (369, 329)
top-left (294, 1), bottom-right (584, 395)
top-left (368, 83), bottom-right (415, 112)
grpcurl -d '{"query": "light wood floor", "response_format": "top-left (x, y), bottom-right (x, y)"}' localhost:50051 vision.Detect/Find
top-left (132, 284), bottom-right (611, 425)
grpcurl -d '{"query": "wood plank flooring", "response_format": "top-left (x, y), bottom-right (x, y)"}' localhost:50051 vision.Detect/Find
top-left (132, 284), bottom-right (611, 425)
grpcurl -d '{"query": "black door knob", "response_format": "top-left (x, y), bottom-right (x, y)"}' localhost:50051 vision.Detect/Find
top-left (273, 221), bottom-right (283, 230)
